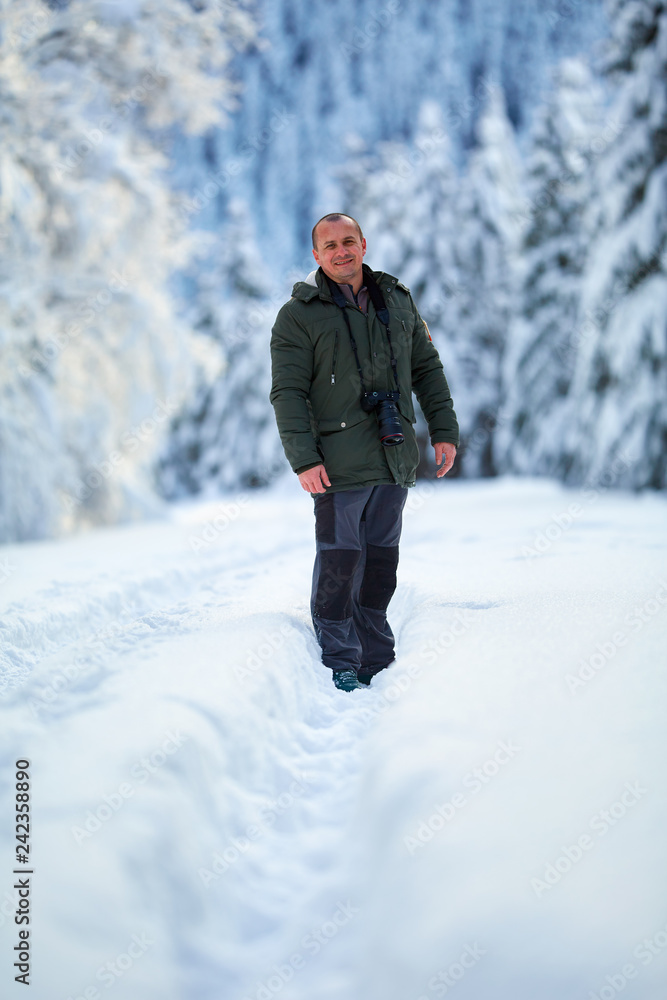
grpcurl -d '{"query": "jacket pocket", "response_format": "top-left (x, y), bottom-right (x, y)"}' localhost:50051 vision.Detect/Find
top-left (317, 411), bottom-right (369, 435)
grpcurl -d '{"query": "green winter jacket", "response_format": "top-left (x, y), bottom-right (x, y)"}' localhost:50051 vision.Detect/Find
top-left (270, 264), bottom-right (459, 492)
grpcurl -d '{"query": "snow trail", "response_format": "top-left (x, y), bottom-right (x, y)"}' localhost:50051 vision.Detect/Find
top-left (1, 478), bottom-right (666, 1000)
top-left (0, 484), bottom-right (382, 999)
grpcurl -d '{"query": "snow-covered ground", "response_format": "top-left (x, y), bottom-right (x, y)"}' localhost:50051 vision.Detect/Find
top-left (1, 476), bottom-right (665, 1000)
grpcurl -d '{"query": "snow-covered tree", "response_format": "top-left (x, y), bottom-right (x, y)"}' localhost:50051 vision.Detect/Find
top-left (157, 198), bottom-right (286, 496)
top-left (337, 103), bottom-right (464, 473)
top-left (496, 57), bottom-right (606, 476)
top-left (446, 87), bottom-right (523, 476)
top-left (499, 1), bottom-right (667, 489)
top-left (338, 93), bottom-right (522, 478)
top-left (338, 102), bottom-right (461, 311)
top-left (0, 0), bottom-right (256, 542)
top-left (560, 0), bottom-right (667, 489)
top-left (198, 0), bottom-right (606, 265)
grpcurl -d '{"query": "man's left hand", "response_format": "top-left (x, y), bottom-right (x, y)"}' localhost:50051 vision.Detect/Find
top-left (434, 442), bottom-right (457, 478)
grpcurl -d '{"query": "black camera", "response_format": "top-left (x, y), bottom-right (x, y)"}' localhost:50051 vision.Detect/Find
top-left (361, 390), bottom-right (405, 447)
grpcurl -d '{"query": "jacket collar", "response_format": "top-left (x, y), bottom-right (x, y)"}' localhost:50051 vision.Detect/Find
top-left (291, 263), bottom-right (402, 303)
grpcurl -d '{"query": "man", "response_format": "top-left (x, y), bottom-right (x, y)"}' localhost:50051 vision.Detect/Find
top-left (270, 214), bottom-right (458, 691)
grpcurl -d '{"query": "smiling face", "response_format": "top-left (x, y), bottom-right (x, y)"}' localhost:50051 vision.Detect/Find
top-left (312, 217), bottom-right (367, 291)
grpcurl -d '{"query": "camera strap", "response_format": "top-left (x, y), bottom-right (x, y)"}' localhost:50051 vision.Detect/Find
top-left (323, 268), bottom-right (400, 395)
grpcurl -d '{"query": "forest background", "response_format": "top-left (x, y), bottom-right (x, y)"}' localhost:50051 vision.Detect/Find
top-left (1, 0), bottom-right (665, 543)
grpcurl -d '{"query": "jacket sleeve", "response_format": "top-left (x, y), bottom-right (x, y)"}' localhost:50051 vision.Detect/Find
top-left (269, 302), bottom-right (323, 474)
top-left (408, 295), bottom-right (460, 447)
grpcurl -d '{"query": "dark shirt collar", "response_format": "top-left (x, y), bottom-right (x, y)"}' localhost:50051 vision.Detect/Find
top-left (338, 281), bottom-right (369, 314)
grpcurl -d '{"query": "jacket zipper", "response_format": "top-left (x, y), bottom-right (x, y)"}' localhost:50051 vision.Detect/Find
top-left (331, 329), bottom-right (339, 385)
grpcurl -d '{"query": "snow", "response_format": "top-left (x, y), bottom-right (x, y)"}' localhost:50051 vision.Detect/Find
top-left (1, 477), bottom-right (666, 999)
top-left (0, 0), bottom-right (256, 543)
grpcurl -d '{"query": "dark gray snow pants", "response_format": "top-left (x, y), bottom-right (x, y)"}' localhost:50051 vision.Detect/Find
top-left (310, 484), bottom-right (408, 675)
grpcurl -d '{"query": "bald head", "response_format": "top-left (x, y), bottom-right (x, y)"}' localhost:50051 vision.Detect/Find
top-left (312, 213), bottom-right (363, 250)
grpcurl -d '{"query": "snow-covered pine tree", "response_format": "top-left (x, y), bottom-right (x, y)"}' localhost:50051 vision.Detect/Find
top-left (337, 103), bottom-right (463, 474)
top-left (0, 0), bottom-right (255, 541)
top-left (200, 0), bottom-right (606, 266)
top-left (496, 57), bottom-right (606, 477)
top-left (556, 0), bottom-right (667, 489)
top-left (337, 102), bottom-right (461, 314)
top-left (157, 198), bottom-right (287, 497)
top-left (338, 93), bottom-right (521, 478)
top-left (446, 87), bottom-right (523, 476)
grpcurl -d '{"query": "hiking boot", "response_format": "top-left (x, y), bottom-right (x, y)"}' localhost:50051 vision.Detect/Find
top-left (332, 668), bottom-right (363, 691)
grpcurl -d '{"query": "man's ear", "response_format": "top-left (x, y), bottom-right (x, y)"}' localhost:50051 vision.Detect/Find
top-left (312, 247), bottom-right (320, 264)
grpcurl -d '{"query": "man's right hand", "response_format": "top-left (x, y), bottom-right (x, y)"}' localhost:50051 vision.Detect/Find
top-left (298, 464), bottom-right (331, 494)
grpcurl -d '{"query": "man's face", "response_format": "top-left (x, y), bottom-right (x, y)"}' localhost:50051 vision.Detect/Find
top-left (312, 218), bottom-right (366, 287)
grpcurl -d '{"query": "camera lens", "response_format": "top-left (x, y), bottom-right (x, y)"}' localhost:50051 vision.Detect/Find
top-left (377, 399), bottom-right (404, 447)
